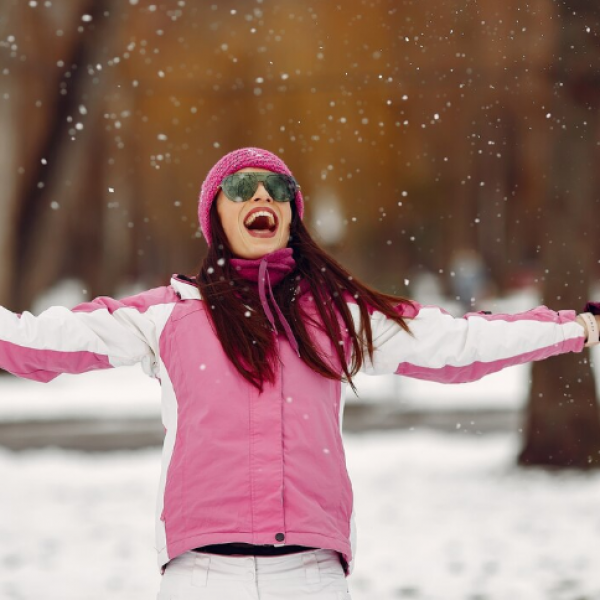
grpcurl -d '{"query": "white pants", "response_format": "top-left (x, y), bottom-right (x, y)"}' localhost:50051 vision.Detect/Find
top-left (158, 549), bottom-right (352, 600)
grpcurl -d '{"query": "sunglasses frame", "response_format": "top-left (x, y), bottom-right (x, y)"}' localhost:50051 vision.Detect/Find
top-left (219, 172), bottom-right (300, 203)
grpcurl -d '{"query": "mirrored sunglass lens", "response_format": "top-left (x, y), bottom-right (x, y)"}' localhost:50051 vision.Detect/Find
top-left (221, 177), bottom-right (238, 200)
top-left (266, 175), bottom-right (292, 201)
top-left (236, 174), bottom-right (257, 200)
top-left (223, 175), bottom-right (256, 201)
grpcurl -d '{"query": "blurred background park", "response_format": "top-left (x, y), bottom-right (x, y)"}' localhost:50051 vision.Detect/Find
top-left (1, 1), bottom-right (600, 598)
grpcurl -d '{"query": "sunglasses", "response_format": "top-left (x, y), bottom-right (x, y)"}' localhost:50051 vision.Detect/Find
top-left (220, 172), bottom-right (300, 203)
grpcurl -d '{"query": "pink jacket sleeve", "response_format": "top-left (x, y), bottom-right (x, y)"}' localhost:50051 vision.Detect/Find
top-left (0, 286), bottom-right (175, 383)
top-left (358, 302), bottom-right (586, 383)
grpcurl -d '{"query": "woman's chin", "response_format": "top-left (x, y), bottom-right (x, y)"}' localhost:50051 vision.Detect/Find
top-left (235, 236), bottom-right (285, 259)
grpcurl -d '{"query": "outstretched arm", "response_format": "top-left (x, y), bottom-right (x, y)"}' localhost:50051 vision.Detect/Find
top-left (0, 285), bottom-right (176, 383)
top-left (358, 302), bottom-right (594, 384)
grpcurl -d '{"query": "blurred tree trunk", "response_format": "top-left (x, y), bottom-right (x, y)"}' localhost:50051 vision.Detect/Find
top-left (0, 3), bottom-right (19, 308)
top-left (14, 0), bottom-right (123, 308)
top-left (519, 1), bottom-right (600, 469)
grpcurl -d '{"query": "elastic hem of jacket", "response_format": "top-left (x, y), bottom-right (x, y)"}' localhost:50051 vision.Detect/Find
top-left (158, 531), bottom-right (352, 576)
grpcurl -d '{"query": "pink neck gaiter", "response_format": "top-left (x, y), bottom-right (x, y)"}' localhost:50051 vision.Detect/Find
top-left (230, 248), bottom-right (300, 356)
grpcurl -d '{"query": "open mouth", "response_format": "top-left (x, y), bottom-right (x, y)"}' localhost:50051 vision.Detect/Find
top-left (243, 208), bottom-right (279, 237)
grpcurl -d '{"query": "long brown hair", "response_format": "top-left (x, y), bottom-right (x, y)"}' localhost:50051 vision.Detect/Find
top-left (196, 202), bottom-right (413, 393)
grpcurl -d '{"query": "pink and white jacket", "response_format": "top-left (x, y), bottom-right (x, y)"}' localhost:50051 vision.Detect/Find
top-left (0, 275), bottom-right (586, 573)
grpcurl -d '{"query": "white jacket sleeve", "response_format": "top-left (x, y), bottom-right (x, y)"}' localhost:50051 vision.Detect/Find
top-left (0, 286), bottom-right (175, 383)
top-left (357, 302), bottom-right (586, 383)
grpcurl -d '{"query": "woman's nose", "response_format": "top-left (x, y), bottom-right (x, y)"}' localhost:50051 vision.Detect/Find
top-left (252, 183), bottom-right (272, 201)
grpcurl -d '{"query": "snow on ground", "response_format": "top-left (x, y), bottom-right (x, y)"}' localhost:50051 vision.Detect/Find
top-left (1, 432), bottom-right (600, 600)
top-left (349, 432), bottom-right (600, 600)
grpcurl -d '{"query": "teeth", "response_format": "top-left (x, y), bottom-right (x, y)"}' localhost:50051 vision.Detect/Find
top-left (244, 210), bottom-right (276, 227)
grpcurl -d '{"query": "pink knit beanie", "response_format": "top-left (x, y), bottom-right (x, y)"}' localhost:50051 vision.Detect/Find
top-left (198, 147), bottom-right (305, 246)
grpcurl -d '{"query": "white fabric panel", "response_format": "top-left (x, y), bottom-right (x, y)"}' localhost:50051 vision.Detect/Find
top-left (348, 304), bottom-right (584, 376)
top-left (338, 380), bottom-right (356, 575)
top-left (146, 302), bottom-right (179, 566)
top-left (155, 354), bottom-right (178, 566)
top-left (348, 507), bottom-right (357, 575)
top-left (0, 304), bottom-right (153, 367)
top-left (138, 303), bottom-right (176, 378)
top-left (171, 278), bottom-right (201, 300)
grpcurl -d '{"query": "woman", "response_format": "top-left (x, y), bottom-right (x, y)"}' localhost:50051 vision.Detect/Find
top-left (1, 147), bottom-right (598, 600)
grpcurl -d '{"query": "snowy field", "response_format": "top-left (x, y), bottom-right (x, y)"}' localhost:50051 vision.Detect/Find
top-left (2, 432), bottom-right (600, 600)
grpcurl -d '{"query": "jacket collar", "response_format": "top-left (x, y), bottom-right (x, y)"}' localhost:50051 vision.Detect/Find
top-left (171, 275), bottom-right (201, 300)
top-left (170, 267), bottom-right (311, 303)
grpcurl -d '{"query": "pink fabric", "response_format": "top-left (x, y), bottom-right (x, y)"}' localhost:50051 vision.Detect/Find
top-left (0, 341), bottom-right (112, 382)
top-left (159, 297), bottom-right (353, 570)
top-left (230, 247), bottom-right (296, 285)
top-left (198, 147), bottom-right (304, 245)
top-left (71, 285), bottom-right (178, 315)
top-left (396, 336), bottom-right (584, 383)
top-left (231, 248), bottom-right (299, 356)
